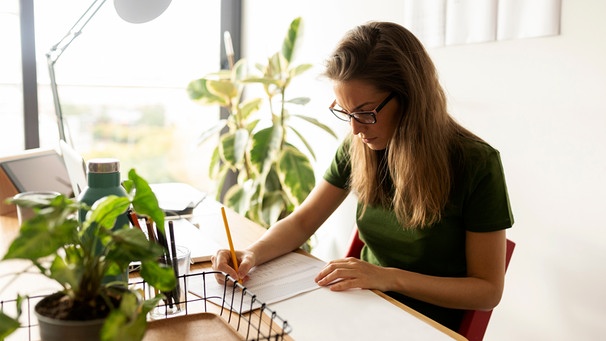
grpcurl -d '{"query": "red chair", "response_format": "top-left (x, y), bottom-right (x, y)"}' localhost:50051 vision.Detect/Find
top-left (345, 228), bottom-right (515, 341)
top-left (344, 227), bottom-right (365, 259)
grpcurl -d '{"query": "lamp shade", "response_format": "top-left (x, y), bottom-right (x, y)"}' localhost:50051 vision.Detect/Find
top-left (113, 0), bottom-right (172, 24)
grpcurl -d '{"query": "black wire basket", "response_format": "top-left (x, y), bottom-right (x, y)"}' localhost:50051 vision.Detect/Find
top-left (0, 271), bottom-right (291, 341)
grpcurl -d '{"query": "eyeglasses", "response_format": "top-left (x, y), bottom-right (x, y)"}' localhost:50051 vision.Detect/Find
top-left (329, 92), bottom-right (396, 124)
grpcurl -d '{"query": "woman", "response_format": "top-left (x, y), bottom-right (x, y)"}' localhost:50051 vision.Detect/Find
top-left (212, 21), bottom-right (514, 331)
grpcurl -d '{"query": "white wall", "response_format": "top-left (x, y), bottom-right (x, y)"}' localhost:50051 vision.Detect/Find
top-left (430, 1), bottom-right (606, 339)
top-left (242, 1), bottom-right (606, 340)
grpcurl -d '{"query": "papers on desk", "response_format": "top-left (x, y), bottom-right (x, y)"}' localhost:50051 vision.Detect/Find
top-left (190, 252), bottom-right (326, 313)
top-left (150, 182), bottom-right (207, 213)
top-left (157, 218), bottom-right (222, 263)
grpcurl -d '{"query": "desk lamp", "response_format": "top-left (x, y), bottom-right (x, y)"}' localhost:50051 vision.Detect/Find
top-left (46, 0), bottom-right (172, 146)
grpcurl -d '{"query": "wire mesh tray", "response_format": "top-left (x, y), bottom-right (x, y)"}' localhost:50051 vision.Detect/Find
top-left (0, 271), bottom-right (292, 341)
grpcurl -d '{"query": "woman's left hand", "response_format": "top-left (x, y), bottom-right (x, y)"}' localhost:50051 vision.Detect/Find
top-left (314, 257), bottom-right (392, 292)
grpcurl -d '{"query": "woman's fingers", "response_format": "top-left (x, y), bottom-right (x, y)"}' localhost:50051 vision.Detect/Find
top-left (211, 250), bottom-right (236, 283)
top-left (315, 257), bottom-right (358, 285)
top-left (315, 257), bottom-right (384, 291)
top-left (211, 249), bottom-right (255, 284)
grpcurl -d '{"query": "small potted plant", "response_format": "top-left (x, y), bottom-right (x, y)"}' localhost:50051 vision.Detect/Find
top-left (0, 169), bottom-right (176, 341)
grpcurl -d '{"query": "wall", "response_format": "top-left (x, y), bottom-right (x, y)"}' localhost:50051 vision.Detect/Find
top-left (242, 1), bottom-right (606, 340)
top-left (430, 1), bottom-right (606, 339)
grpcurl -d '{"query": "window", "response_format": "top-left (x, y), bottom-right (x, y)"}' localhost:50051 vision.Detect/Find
top-left (30, 0), bottom-right (222, 191)
top-left (0, 1), bottom-right (23, 155)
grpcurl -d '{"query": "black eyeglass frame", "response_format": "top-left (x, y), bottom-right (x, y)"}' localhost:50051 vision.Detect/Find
top-left (329, 92), bottom-right (396, 124)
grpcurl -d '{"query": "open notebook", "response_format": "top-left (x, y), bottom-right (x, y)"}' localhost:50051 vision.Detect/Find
top-left (189, 252), bottom-right (326, 312)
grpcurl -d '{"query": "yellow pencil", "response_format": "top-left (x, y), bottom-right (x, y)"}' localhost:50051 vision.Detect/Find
top-left (220, 206), bottom-right (241, 284)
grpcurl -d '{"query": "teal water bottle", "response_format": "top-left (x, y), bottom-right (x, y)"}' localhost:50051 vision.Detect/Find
top-left (78, 158), bottom-right (129, 228)
top-left (78, 158), bottom-right (130, 283)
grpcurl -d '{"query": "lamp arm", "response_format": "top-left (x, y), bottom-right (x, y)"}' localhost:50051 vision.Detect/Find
top-left (46, 0), bottom-right (107, 144)
top-left (47, 56), bottom-right (66, 143)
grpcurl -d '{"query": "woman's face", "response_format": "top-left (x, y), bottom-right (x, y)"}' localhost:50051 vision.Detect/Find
top-left (333, 80), bottom-right (400, 150)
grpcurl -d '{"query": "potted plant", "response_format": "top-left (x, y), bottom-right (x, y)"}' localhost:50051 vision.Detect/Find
top-left (187, 17), bottom-right (337, 228)
top-left (0, 169), bottom-right (176, 341)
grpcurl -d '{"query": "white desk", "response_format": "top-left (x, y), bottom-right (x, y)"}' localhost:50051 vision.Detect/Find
top-left (272, 288), bottom-right (457, 340)
top-left (0, 199), bottom-right (466, 340)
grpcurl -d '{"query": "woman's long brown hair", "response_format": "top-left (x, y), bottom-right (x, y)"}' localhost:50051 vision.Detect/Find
top-left (324, 21), bottom-right (481, 228)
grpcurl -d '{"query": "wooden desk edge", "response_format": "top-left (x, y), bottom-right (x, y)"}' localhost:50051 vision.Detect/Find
top-left (373, 290), bottom-right (468, 340)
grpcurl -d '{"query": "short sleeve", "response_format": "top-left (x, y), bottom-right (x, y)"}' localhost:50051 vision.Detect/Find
top-left (323, 139), bottom-right (351, 190)
top-left (463, 148), bottom-right (514, 232)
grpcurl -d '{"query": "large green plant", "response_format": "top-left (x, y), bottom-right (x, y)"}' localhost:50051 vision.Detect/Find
top-left (0, 170), bottom-right (175, 341)
top-left (187, 17), bottom-right (336, 227)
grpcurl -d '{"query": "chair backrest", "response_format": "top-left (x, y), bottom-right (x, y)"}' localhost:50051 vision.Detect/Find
top-left (345, 227), bottom-right (365, 258)
top-left (344, 229), bottom-right (515, 341)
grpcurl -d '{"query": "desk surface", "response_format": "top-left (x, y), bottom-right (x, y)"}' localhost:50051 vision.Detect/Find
top-left (187, 199), bottom-right (465, 340)
top-left (0, 199), bottom-right (466, 341)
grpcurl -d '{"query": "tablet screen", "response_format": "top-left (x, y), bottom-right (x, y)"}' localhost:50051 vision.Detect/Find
top-left (1, 150), bottom-right (73, 196)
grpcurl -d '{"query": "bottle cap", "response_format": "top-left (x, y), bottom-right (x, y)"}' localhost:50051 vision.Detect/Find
top-left (88, 158), bottom-right (120, 173)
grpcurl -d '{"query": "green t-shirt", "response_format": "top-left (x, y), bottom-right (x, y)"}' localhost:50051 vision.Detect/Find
top-left (323, 137), bottom-right (514, 330)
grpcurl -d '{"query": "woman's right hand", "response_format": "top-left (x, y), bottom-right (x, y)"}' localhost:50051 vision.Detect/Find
top-left (211, 248), bottom-right (256, 285)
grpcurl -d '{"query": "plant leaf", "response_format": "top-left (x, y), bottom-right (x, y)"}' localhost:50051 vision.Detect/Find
top-left (3, 213), bottom-right (78, 261)
top-left (0, 311), bottom-right (20, 340)
top-left (291, 114), bottom-right (339, 138)
top-left (289, 63), bottom-right (313, 78)
top-left (232, 59), bottom-right (248, 81)
top-left (278, 145), bottom-right (315, 206)
top-left (268, 53), bottom-right (288, 84)
top-left (260, 190), bottom-right (286, 227)
top-left (238, 98), bottom-right (263, 121)
top-left (206, 79), bottom-right (238, 102)
top-left (140, 261), bottom-right (176, 292)
top-left (286, 96), bottom-right (310, 106)
top-left (129, 169), bottom-right (164, 238)
top-left (233, 128), bottom-right (250, 165)
top-left (85, 196), bottom-right (130, 231)
top-left (250, 127), bottom-right (281, 170)
top-left (100, 291), bottom-right (150, 341)
top-left (186, 78), bottom-right (226, 106)
top-left (246, 118), bottom-right (261, 133)
top-left (106, 228), bottom-right (165, 267)
top-left (224, 180), bottom-right (255, 216)
top-left (282, 17), bottom-right (302, 63)
top-left (208, 146), bottom-right (221, 178)
top-left (289, 126), bottom-right (317, 161)
top-left (263, 167), bottom-right (283, 192)
top-left (49, 255), bottom-right (80, 292)
top-left (196, 119), bottom-right (227, 146)
top-left (219, 132), bottom-right (238, 168)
